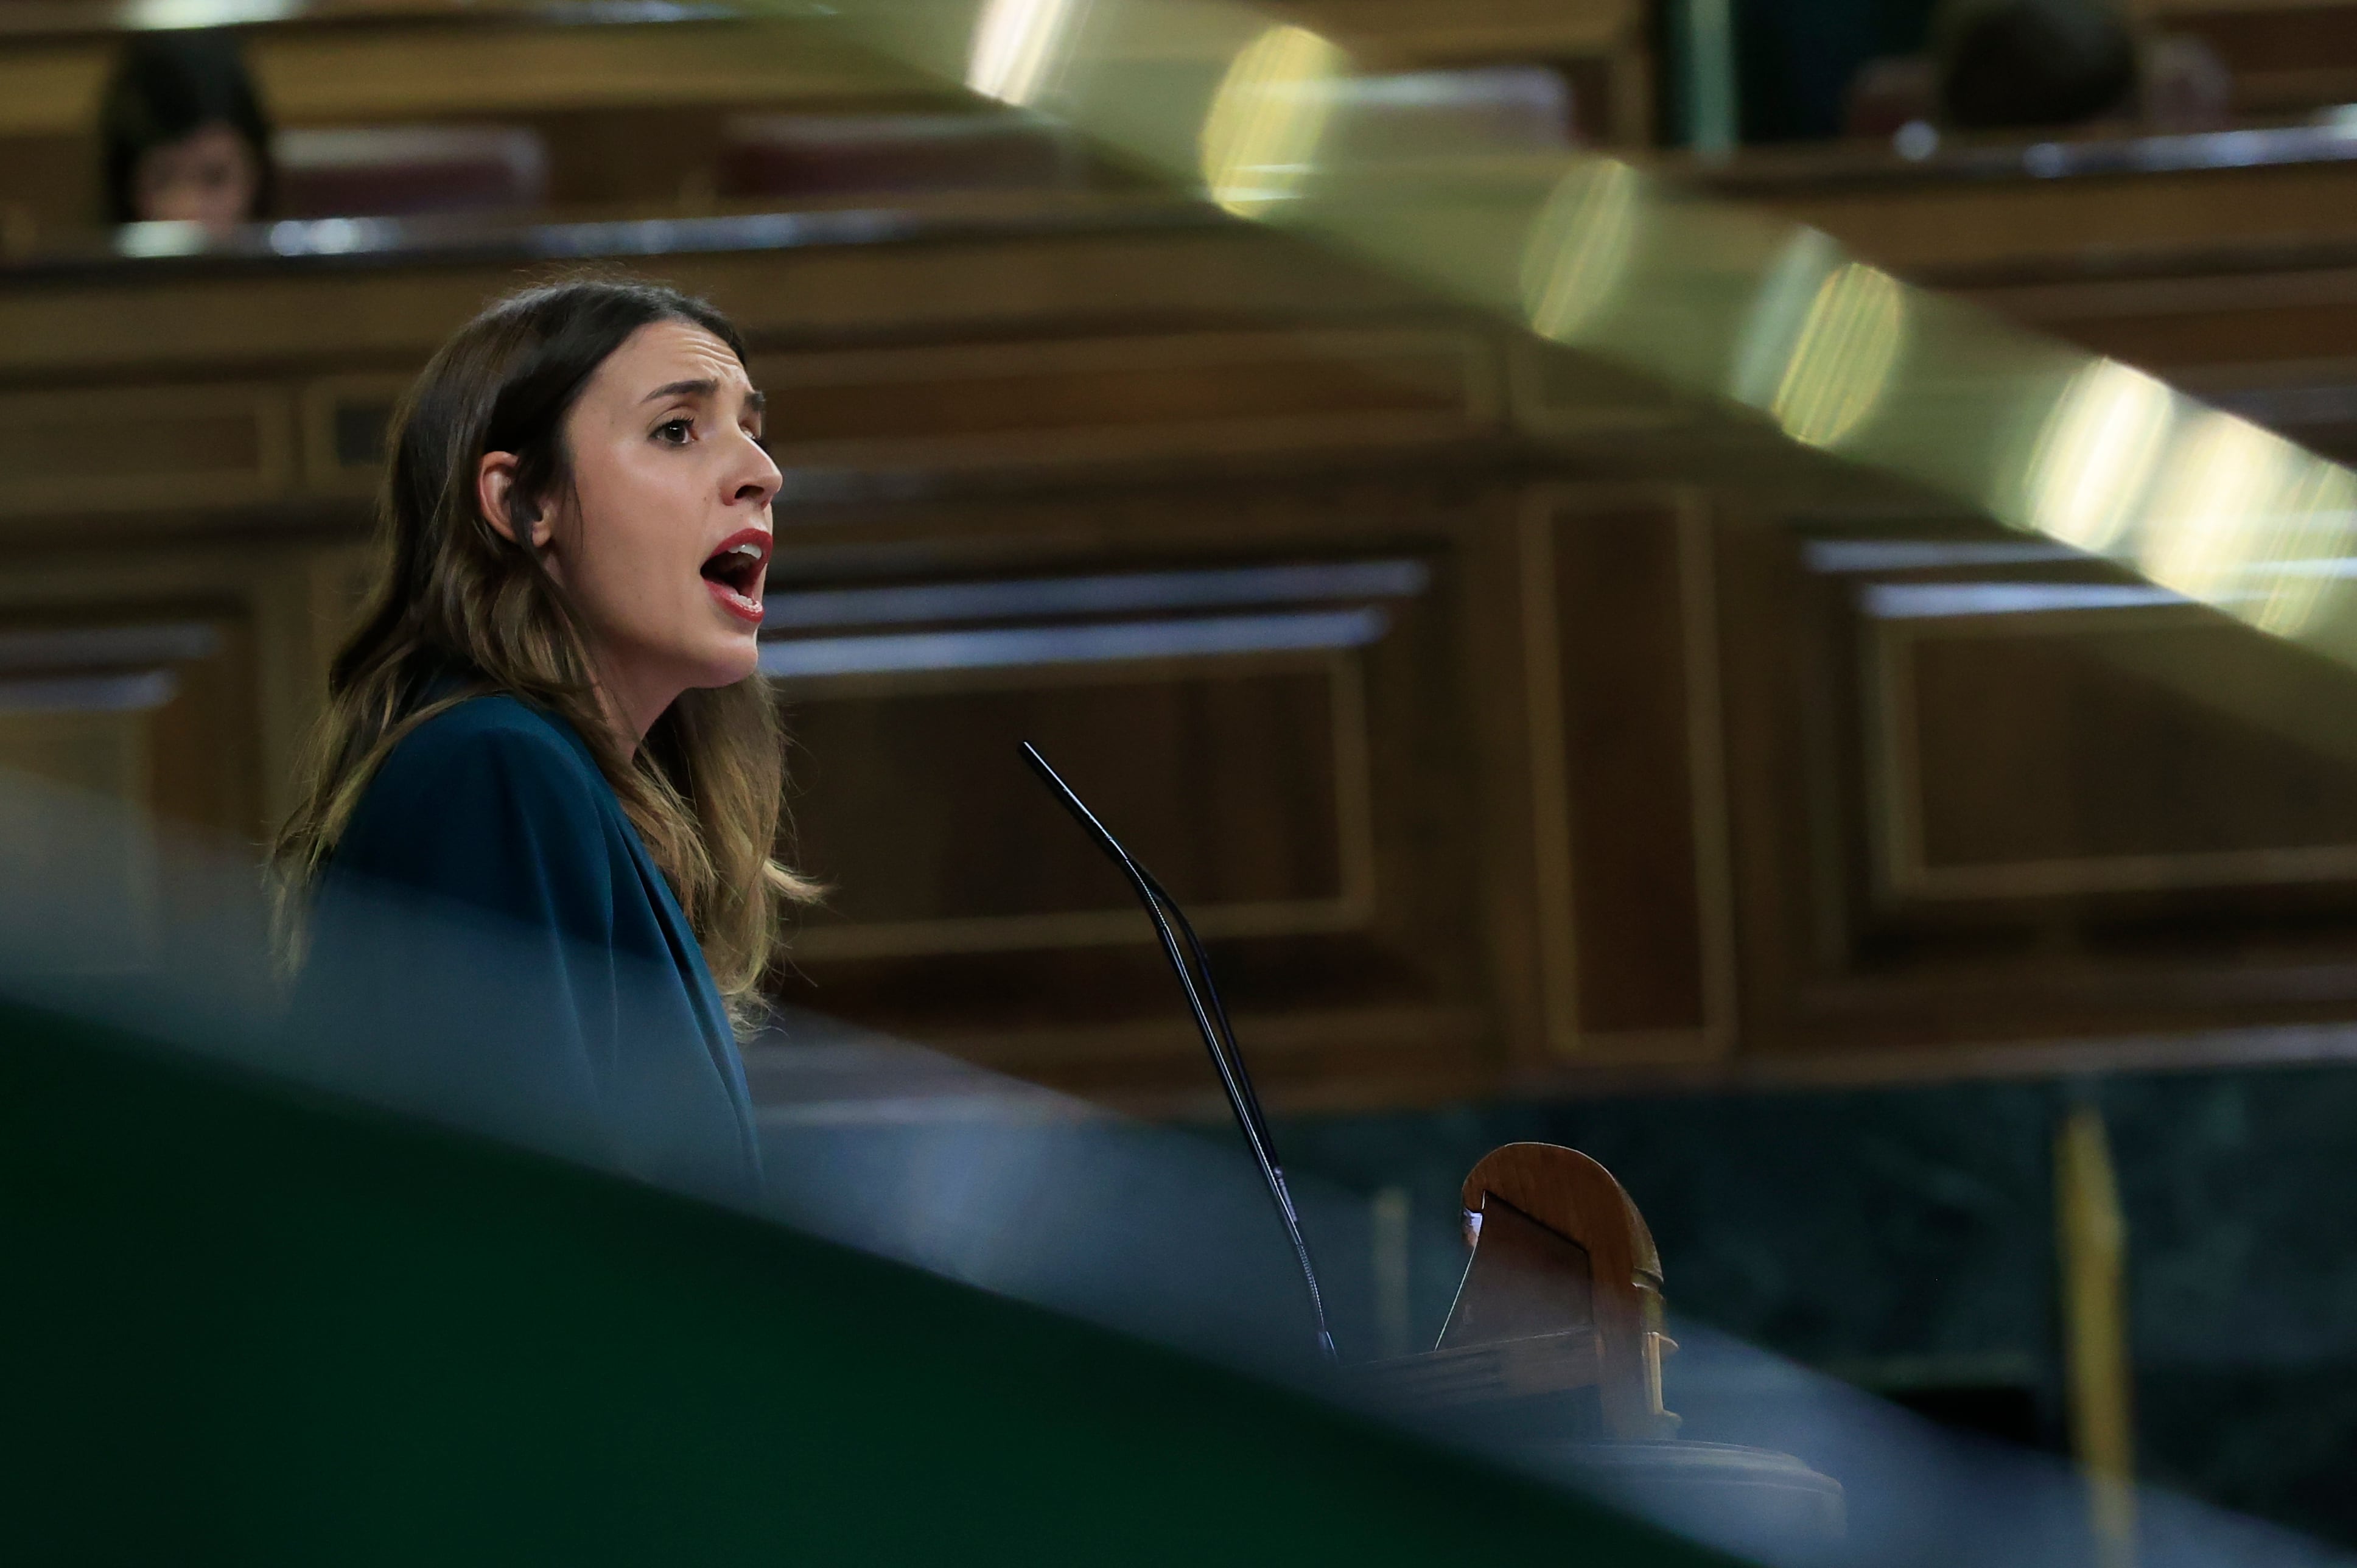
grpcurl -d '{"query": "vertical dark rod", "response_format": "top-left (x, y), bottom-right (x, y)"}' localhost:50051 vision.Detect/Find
top-left (1020, 741), bottom-right (1338, 1362)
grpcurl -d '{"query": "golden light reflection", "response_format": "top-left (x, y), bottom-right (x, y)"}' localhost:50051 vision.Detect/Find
top-left (2135, 413), bottom-right (2357, 639)
top-left (1197, 24), bottom-right (1347, 217)
top-left (967, 0), bottom-right (1090, 107)
top-left (1765, 262), bottom-right (1906, 450)
top-left (1517, 159), bottom-right (1639, 345)
top-left (2020, 360), bottom-right (2176, 554)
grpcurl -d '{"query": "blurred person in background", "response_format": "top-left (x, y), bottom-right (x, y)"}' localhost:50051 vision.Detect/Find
top-left (1934, 0), bottom-right (2138, 130)
top-left (272, 279), bottom-right (817, 1200)
top-left (100, 30), bottom-right (274, 233)
top-left (1845, 0), bottom-right (2228, 141)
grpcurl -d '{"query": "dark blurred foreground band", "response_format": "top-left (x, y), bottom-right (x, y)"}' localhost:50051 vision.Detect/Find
top-left (7, 770), bottom-right (2356, 1567)
top-left (0, 990), bottom-right (1737, 1566)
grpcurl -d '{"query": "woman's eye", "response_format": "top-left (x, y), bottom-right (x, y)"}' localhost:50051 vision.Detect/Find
top-left (654, 418), bottom-right (694, 446)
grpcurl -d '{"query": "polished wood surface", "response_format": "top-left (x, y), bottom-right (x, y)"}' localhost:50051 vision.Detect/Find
top-left (1370, 1141), bottom-right (1675, 1442)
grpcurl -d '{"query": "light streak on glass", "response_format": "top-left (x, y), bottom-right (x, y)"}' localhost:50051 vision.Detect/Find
top-left (2020, 360), bottom-right (2177, 555)
top-left (966, 0), bottom-right (1090, 108)
top-left (2134, 416), bottom-right (2357, 639)
top-left (1197, 24), bottom-right (1347, 217)
top-left (1767, 262), bottom-right (1907, 450)
top-left (1518, 159), bottom-right (1639, 345)
top-left (2247, 464), bottom-right (2357, 639)
top-left (2135, 411), bottom-right (2299, 605)
top-left (124, 0), bottom-right (294, 27)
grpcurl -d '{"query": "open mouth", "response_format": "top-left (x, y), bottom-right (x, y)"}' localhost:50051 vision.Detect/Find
top-left (700, 529), bottom-right (771, 625)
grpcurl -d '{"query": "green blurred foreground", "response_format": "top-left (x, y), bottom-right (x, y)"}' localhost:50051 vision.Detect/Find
top-left (0, 996), bottom-right (1738, 1566)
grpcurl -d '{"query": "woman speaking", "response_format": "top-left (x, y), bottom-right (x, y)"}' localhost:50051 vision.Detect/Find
top-left (275, 279), bottom-right (813, 1200)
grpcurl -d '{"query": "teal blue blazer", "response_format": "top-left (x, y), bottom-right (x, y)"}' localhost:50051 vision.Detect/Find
top-left (294, 695), bottom-right (762, 1201)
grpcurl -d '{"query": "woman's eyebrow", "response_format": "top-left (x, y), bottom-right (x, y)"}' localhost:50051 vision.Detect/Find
top-left (640, 379), bottom-right (765, 415)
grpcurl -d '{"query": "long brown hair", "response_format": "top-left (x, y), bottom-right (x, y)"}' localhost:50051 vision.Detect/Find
top-left (271, 278), bottom-right (815, 1026)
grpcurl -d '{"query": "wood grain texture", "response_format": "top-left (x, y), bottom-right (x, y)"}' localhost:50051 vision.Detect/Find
top-left (1437, 1142), bottom-right (1674, 1441)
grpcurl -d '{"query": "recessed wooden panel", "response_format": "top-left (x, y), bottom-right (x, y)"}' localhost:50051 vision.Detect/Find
top-left (783, 657), bottom-right (1362, 950)
top-left (0, 387), bottom-right (292, 517)
top-left (1532, 497), bottom-right (1730, 1052)
top-left (749, 330), bottom-right (1497, 477)
top-left (302, 374), bottom-right (410, 495)
top-left (1871, 605), bottom-right (2357, 901)
top-left (756, 548), bottom-right (1490, 1089)
top-left (1507, 341), bottom-right (1693, 443)
top-left (0, 611), bottom-right (264, 968)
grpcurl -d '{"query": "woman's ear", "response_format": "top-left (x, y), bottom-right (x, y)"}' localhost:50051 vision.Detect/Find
top-left (476, 452), bottom-right (550, 548)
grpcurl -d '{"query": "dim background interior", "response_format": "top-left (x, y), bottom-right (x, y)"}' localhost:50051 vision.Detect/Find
top-left (8, 0), bottom-right (2357, 1547)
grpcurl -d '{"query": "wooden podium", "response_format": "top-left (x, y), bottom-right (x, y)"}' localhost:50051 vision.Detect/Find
top-left (1367, 1142), bottom-right (1846, 1544)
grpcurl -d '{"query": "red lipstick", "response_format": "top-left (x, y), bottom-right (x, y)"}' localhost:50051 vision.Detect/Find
top-left (699, 527), bottom-right (771, 626)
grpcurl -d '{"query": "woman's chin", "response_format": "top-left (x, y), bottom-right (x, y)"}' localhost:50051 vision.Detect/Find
top-left (685, 639), bottom-right (763, 690)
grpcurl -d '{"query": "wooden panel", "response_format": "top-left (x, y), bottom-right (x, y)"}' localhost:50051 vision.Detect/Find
top-left (1718, 520), bottom-right (2357, 1060)
top-left (303, 374), bottom-right (410, 496)
top-left (0, 386), bottom-right (292, 519)
top-left (785, 656), bottom-right (1366, 951)
top-left (751, 330), bottom-right (1499, 478)
top-left (1868, 598), bottom-right (2357, 902)
top-left (1524, 492), bottom-right (1732, 1059)
top-left (0, 612), bottom-right (263, 842)
top-left (0, 223), bottom-right (1412, 380)
top-left (760, 546), bottom-right (1493, 1099)
top-left (1507, 341), bottom-right (1694, 442)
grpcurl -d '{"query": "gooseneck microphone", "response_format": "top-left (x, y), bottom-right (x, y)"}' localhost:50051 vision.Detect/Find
top-left (1020, 741), bottom-right (1339, 1363)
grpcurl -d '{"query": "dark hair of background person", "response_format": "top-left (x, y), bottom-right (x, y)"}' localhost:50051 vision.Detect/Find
top-left (1935, 0), bottom-right (2138, 130)
top-left (271, 278), bottom-right (818, 1024)
top-left (98, 30), bottom-right (275, 225)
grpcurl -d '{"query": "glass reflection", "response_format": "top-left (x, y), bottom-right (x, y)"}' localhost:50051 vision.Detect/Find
top-left (2137, 414), bottom-right (2357, 639)
top-left (1197, 24), bottom-right (1347, 217)
top-left (2020, 359), bottom-right (2177, 554)
top-left (1518, 158), bottom-right (1639, 345)
top-left (967, 0), bottom-right (1091, 107)
top-left (1766, 262), bottom-right (1907, 451)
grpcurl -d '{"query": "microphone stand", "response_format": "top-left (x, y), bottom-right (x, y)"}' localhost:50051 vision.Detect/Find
top-left (1020, 741), bottom-right (1339, 1363)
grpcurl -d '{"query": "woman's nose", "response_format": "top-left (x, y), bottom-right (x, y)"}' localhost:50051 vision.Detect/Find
top-left (729, 431), bottom-right (783, 507)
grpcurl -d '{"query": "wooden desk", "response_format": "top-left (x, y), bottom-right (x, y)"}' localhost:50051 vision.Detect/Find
top-left (1690, 123), bottom-right (2357, 275)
